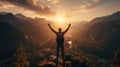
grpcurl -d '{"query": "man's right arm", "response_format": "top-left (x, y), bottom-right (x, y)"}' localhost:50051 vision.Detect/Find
top-left (48, 24), bottom-right (57, 34)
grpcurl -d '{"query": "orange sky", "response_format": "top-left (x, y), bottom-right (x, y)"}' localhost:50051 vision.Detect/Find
top-left (0, 0), bottom-right (120, 22)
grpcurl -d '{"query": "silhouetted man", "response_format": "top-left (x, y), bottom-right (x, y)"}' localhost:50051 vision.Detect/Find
top-left (48, 23), bottom-right (71, 67)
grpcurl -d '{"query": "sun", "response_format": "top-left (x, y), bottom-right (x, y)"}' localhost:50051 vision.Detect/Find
top-left (45, 14), bottom-right (70, 29)
top-left (56, 16), bottom-right (65, 23)
top-left (45, 14), bottom-right (69, 28)
top-left (45, 14), bottom-right (67, 24)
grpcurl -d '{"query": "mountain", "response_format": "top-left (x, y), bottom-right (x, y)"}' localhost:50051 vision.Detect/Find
top-left (15, 14), bottom-right (27, 19)
top-left (85, 11), bottom-right (120, 27)
top-left (0, 12), bottom-right (8, 15)
top-left (78, 11), bottom-right (120, 59)
top-left (0, 12), bottom-right (53, 44)
top-left (0, 12), bottom-right (54, 64)
top-left (0, 21), bottom-right (31, 61)
top-left (1, 11), bottom-right (120, 60)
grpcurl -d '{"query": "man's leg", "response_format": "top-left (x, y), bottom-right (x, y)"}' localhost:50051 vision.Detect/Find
top-left (61, 44), bottom-right (65, 67)
top-left (56, 45), bottom-right (59, 67)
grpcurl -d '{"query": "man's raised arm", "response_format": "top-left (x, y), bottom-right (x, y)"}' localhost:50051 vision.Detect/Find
top-left (63, 23), bottom-right (71, 34)
top-left (48, 23), bottom-right (57, 33)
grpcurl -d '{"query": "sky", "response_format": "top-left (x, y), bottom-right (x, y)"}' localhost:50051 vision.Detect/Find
top-left (0, 0), bottom-right (120, 22)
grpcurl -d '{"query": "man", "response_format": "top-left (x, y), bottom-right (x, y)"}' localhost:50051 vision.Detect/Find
top-left (48, 23), bottom-right (71, 67)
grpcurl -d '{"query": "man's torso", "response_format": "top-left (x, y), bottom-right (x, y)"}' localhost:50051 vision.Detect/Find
top-left (56, 32), bottom-right (64, 44)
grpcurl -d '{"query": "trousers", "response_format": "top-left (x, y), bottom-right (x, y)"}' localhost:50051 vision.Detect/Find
top-left (56, 44), bottom-right (65, 67)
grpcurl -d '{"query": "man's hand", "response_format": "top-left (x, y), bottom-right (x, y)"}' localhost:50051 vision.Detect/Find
top-left (69, 23), bottom-right (71, 26)
top-left (48, 23), bottom-right (50, 26)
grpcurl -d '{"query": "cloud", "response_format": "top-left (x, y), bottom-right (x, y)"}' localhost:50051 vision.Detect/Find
top-left (0, 0), bottom-right (55, 15)
top-left (92, 0), bottom-right (100, 2)
top-left (0, 2), bottom-right (15, 9)
top-left (47, 0), bottom-right (60, 4)
top-left (65, 3), bottom-right (94, 17)
top-left (75, 3), bottom-right (94, 12)
top-left (0, 2), bottom-right (2, 6)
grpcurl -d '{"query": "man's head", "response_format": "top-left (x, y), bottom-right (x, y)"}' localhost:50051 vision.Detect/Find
top-left (58, 28), bottom-right (62, 32)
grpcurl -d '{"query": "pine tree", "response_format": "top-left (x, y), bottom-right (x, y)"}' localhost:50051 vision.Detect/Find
top-left (12, 46), bottom-right (29, 67)
top-left (112, 49), bottom-right (120, 67)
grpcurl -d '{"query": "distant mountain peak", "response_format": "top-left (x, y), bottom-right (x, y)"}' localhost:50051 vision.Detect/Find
top-left (15, 13), bottom-right (26, 19)
top-left (112, 11), bottom-right (120, 15)
top-left (15, 14), bottom-right (25, 17)
top-left (5, 13), bottom-right (14, 18)
top-left (90, 11), bottom-right (120, 24)
top-left (0, 12), bottom-right (14, 18)
top-left (110, 11), bottom-right (120, 17)
top-left (0, 12), bottom-right (8, 15)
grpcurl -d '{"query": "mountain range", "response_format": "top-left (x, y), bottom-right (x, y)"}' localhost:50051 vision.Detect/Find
top-left (78, 11), bottom-right (120, 59)
top-left (0, 21), bottom-right (30, 61)
top-left (0, 11), bottom-right (120, 61)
